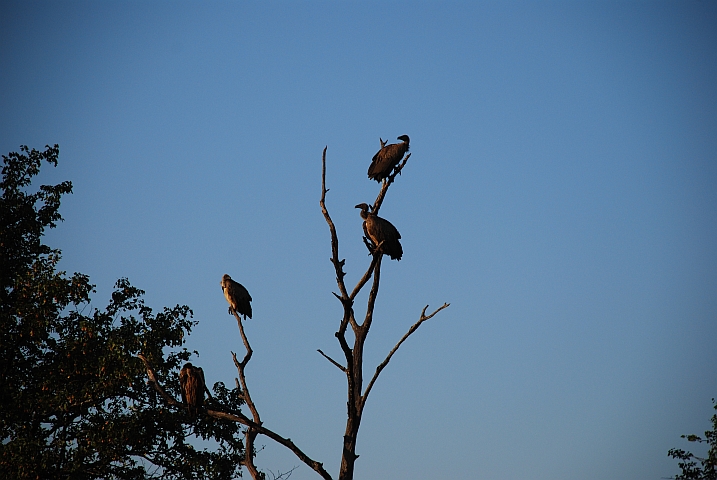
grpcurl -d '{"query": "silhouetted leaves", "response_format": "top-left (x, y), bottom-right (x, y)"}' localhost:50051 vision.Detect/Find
top-left (669, 400), bottom-right (717, 480)
top-left (0, 146), bottom-right (245, 479)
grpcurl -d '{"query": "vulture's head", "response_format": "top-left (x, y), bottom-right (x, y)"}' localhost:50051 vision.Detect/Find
top-left (355, 203), bottom-right (371, 218)
top-left (397, 135), bottom-right (410, 144)
top-left (221, 274), bottom-right (231, 288)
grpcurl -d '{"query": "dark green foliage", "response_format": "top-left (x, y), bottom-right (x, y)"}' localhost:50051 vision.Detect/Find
top-left (669, 400), bottom-right (717, 480)
top-left (0, 146), bottom-right (245, 479)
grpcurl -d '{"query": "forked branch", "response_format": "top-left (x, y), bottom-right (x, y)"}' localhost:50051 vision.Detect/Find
top-left (225, 332), bottom-right (335, 480)
top-left (232, 311), bottom-right (259, 421)
top-left (230, 311), bottom-right (262, 479)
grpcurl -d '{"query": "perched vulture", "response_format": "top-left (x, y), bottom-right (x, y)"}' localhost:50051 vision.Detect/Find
top-left (355, 203), bottom-right (403, 260)
top-left (179, 363), bottom-right (205, 417)
top-left (368, 135), bottom-right (410, 182)
top-left (221, 274), bottom-right (252, 319)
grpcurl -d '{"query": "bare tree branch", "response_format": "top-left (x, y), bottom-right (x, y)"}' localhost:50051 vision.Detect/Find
top-left (359, 255), bottom-right (382, 330)
top-left (317, 349), bottom-right (347, 373)
top-left (207, 410), bottom-right (332, 480)
top-left (320, 146), bottom-right (349, 303)
top-left (320, 145), bottom-right (447, 480)
top-left (321, 147), bottom-right (359, 443)
top-left (361, 303), bottom-right (450, 411)
top-left (349, 255), bottom-right (379, 302)
top-left (231, 312), bottom-right (259, 421)
top-left (372, 152), bottom-right (410, 215)
top-left (229, 310), bottom-right (263, 479)
top-left (138, 352), bottom-right (333, 480)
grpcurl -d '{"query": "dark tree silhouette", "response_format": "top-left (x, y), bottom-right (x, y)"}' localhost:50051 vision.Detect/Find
top-left (320, 144), bottom-right (449, 479)
top-left (669, 400), bottom-right (717, 480)
top-left (142, 140), bottom-right (449, 480)
top-left (0, 145), bottom-right (245, 480)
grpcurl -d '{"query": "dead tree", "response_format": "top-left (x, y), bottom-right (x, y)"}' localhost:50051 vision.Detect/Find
top-left (140, 142), bottom-right (448, 480)
top-left (319, 145), bottom-right (449, 480)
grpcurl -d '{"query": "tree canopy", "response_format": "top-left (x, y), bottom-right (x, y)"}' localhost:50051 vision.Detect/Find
top-left (669, 400), bottom-right (717, 480)
top-left (0, 145), bottom-right (245, 480)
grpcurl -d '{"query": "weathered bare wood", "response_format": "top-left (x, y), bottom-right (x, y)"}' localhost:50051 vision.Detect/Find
top-left (359, 255), bottom-right (382, 330)
top-left (320, 146), bottom-right (349, 303)
top-left (321, 146), bottom-right (450, 480)
top-left (229, 311), bottom-right (264, 479)
top-left (349, 254), bottom-right (378, 302)
top-left (232, 312), bottom-right (259, 421)
top-left (361, 303), bottom-right (450, 412)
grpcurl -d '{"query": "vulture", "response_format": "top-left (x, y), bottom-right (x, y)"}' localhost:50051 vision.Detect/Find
top-left (179, 362), bottom-right (205, 417)
top-left (221, 274), bottom-right (252, 319)
top-left (355, 203), bottom-right (403, 260)
top-left (368, 135), bottom-right (410, 182)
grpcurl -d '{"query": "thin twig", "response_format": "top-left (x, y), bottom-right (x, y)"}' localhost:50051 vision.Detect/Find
top-left (267, 466), bottom-right (299, 480)
top-left (361, 303), bottom-right (450, 411)
top-left (317, 349), bottom-right (347, 373)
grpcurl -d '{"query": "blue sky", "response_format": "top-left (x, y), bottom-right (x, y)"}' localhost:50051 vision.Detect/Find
top-left (2, 1), bottom-right (716, 479)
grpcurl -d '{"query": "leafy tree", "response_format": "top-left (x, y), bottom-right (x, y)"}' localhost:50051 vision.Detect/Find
top-left (1, 142), bottom-right (448, 480)
top-left (669, 400), bottom-right (717, 480)
top-left (0, 145), bottom-right (245, 480)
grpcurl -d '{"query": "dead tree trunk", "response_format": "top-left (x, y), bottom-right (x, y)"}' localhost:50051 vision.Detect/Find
top-left (319, 146), bottom-right (449, 480)
top-left (141, 143), bottom-right (448, 480)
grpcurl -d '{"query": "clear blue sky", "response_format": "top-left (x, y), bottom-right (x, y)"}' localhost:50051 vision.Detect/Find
top-left (2, 1), bottom-right (716, 479)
